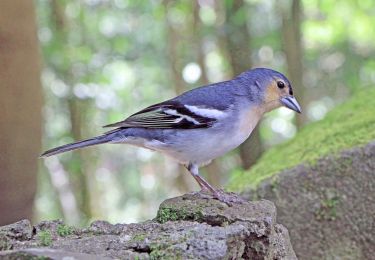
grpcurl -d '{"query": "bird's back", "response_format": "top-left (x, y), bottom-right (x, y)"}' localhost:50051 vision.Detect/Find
top-left (172, 80), bottom-right (236, 110)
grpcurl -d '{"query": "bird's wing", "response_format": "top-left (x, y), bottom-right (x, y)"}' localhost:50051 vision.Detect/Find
top-left (103, 100), bottom-right (226, 129)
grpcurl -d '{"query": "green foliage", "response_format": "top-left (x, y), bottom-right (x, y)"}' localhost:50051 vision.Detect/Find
top-left (57, 224), bottom-right (74, 237)
top-left (38, 230), bottom-right (52, 247)
top-left (229, 88), bottom-right (375, 191)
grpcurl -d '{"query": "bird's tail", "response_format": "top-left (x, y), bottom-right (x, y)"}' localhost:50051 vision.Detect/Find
top-left (40, 134), bottom-right (111, 158)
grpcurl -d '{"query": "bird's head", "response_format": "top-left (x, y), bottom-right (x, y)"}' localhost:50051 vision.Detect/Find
top-left (238, 68), bottom-right (302, 114)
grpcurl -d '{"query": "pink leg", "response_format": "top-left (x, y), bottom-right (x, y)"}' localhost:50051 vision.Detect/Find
top-left (186, 163), bottom-right (218, 193)
top-left (186, 163), bottom-right (246, 205)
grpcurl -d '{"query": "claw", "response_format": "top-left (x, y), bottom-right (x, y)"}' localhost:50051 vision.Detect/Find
top-left (212, 190), bottom-right (247, 206)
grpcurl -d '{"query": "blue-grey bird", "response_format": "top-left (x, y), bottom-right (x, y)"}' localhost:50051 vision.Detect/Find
top-left (41, 68), bottom-right (301, 203)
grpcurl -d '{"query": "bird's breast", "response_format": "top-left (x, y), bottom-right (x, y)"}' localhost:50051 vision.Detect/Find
top-left (234, 106), bottom-right (263, 143)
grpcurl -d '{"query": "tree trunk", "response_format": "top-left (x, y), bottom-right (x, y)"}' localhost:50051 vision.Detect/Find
top-left (49, 0), bottom-right (93, 223)
top-left (164, 0), bottom-right (193, 192)
top-left (67, 99), bottom-right (93, 221)
top-left (224, 0), bottom-right (263, 169)
top-left (0, 1), bottom-right (42, 225)
top-left (280, 0), bottom-right (306, 128)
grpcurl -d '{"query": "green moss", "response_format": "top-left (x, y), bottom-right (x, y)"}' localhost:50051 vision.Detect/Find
top-left (315, 196), bottom-right (340, 221)
top-left (2, 252), bottom-right (50, 259)
top-left (270, 176), bottom-right (279, 194)
top-left (132, 233), bottom-right (146, 242)
top-left (149, 243), bottom-right (182, 260)
top-left (57, 224), bottom-right (74, 237)
top-left (156, 207), bottom-right (179, 224)
top-left (0, 235), bottom-right (12, 250)
top-left (228, 88), bottom-right (375, 192)
top-left (156, 206), bottom-right (203, 224)
top-left (149, 244), bottom-right (167, 259)
top-left (38, 231), bottom-right (52, 247)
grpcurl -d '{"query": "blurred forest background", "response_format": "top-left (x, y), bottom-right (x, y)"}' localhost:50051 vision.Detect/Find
top-left (0, 0), bottom-right (374, 226)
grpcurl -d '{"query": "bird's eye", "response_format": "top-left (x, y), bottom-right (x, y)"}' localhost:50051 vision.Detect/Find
top-left (277, 81), bottom-right (285, 89)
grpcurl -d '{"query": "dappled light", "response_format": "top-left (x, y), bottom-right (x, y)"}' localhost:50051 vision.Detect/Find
top-left (1, 2), bottom-right (374, 258)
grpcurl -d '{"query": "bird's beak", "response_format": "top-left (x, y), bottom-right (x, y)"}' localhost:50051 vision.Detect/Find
top-left (280, 96), bottom-right (302, 113)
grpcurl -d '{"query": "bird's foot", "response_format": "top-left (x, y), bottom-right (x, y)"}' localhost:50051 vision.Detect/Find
top-left (191, 188), bottom-right (246, 206)
top-left (211, 189), bottom-right (247, 206)
top-left (188, 188), bottom-right (214, 200)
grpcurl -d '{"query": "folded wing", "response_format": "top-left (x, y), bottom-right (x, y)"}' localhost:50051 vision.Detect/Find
top-left (103, 100), bottom-right (219, 129)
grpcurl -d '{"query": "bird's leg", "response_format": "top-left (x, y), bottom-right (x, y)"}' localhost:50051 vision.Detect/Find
top-left (185, 163), bottom-right (217, 194)
top-left (186, 163), bottom-right (246, 205)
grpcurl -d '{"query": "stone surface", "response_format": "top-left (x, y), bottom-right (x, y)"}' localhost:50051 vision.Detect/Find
top-left (0, 193), bottom-right (296, 259)
top-left (0, 248), bottom-right (111, 260)
top-left (0, 219), bottom-right (33, 251)
top-left (243, 141), bottom-right (375, 260)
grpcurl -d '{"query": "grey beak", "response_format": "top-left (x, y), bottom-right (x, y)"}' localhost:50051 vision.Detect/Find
top-left (280, 96), bottom-right (302, 113)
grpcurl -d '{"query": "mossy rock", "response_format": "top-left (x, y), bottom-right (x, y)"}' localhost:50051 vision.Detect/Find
top-left (155, 192), bottom-right (276, 226)
top-left (228, 88), bottom-right (375, 191)
top-left (0, 194), bottom-right (296, 259)
top-left (155, 196), bottom-right (205, 224)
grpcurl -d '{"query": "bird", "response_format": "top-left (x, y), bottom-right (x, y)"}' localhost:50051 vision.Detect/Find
top-left (41, 68), bottom-right (301, 203)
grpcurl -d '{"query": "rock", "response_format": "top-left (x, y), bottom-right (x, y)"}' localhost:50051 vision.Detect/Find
top-left (0, 220), bottom-right (33, 251)
top-left (0, 193), bottom-right (296, 259)
top-left (0, 248), bottom-right (111, 260)
top-left (247, 142), bottom-right (375, 260)
top-left (0, 220), bottom-right (33, 241)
